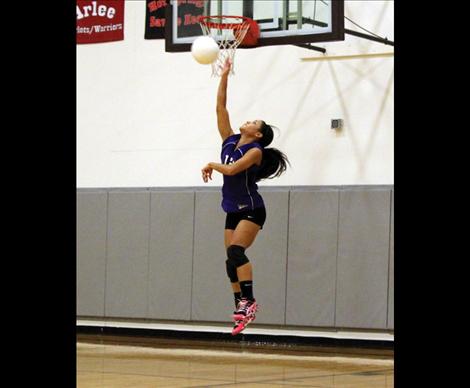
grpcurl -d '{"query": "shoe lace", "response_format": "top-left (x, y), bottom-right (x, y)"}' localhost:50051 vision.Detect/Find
top-left (236, 299), bottom-right (251, 315)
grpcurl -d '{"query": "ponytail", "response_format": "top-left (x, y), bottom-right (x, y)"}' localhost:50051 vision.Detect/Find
top-left (256, 148), bottom-right (289, 181)
top-left (256, 121), bottom-right (290, 182)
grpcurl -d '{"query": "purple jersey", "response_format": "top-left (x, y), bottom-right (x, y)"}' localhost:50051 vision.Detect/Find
top-left (220, 134), bottom-right (265, 213)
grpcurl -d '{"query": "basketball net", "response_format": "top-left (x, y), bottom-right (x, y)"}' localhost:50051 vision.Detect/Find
top-left (198, 15), bottom-right (260, 77)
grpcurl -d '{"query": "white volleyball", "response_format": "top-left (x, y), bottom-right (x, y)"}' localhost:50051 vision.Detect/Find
top-left (191, 36), bottom-right (220, 65)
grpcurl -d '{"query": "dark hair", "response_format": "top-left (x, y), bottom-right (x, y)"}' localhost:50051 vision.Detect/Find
top-left (256, 121), bottom-right (290, 182)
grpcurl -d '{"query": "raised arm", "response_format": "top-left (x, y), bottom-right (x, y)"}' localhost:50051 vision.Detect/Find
top-left (216, 59), bottom-right (235, 141)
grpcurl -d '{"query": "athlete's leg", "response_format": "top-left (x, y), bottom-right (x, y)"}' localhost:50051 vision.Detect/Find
top-left (227, 220), bottom-right (261, 334)
top-left (224, 229), bottom-right (240, 294)
top-left (229, 220), bottom-right (261, 282)
top-left (224, 229), bottom-right (235, 248)
top-left (230, 220), bottom-right (261, 248)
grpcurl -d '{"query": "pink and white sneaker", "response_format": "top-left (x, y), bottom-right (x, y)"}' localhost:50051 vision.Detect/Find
top-left (231, 298), bottom-right (259, 335)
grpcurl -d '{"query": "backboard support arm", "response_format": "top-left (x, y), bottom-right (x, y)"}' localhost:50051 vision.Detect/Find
top-left (345, 28), bottom-right (394, 47)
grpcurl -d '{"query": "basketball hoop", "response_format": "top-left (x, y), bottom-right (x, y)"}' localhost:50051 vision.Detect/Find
top-left (198, 15), bottom-right (260, 77)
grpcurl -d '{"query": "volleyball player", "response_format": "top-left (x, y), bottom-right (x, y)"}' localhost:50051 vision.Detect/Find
top-left (201, 59), bottom-right (289, 335)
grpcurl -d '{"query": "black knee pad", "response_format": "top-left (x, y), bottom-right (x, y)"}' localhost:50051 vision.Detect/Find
top-left (226, 245), bottom-right (249, 268)
top-left (225, 259), bottom-right (239, 283)
top-left (225, 245), bottom-right (249, 282)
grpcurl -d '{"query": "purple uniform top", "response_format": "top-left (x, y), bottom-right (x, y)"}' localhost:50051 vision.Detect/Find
top-left (220, 134), bottom-right (265, 213)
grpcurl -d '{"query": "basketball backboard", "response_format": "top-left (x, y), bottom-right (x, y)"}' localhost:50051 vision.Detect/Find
top-left (164, 0), bottom-right (344, 52)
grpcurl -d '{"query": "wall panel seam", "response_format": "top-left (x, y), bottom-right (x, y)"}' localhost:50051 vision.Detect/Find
top-left (103, 192), bottom-right (109, 317)
top-left (386, 189), bottom-right (392, 328)
top-left (284, 191), bottom-right (291, 325)
top-left (333, 190), bottom-right (340, 326)
top-left (146, 192), bottom-right (153, 319)
top-left (190, 192), bottom-right (196, 320)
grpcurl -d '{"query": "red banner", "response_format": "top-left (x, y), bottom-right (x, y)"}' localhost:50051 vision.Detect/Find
top-left (145, 0), bottom-right (167, 39)
top-left (76, 0), bottom-right (125, 44)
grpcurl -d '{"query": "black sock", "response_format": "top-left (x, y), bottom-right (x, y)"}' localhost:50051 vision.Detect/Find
top-left (234, 292), bottom-right (241, 308)
top-left (239, 280), bottom-right (254, 301)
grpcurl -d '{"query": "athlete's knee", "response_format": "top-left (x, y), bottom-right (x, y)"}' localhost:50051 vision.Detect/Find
top-left (225, 244), bottom-right (249, 282)
top-left (225, 259), bottom-right (239, 283)
top-left (226, 245), bottom-right (250, 268)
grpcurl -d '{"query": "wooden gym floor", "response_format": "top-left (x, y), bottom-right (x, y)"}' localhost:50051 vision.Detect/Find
top-left (77, 334), bottom-right (394, 387)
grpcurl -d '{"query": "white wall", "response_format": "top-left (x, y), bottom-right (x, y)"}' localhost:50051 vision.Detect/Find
top-left (77, 0), bottom-right (394, 188)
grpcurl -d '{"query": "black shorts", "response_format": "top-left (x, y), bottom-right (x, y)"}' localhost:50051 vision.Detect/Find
top-left (225, 207), bottom-right (267, 230)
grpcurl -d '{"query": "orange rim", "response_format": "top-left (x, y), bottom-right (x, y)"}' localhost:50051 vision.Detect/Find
top-left (198, 15), bottom-right (255, 31)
